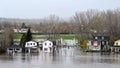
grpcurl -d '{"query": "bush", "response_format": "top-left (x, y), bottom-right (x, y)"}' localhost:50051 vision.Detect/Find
top-left (0, 47), bottom-right (6, 54)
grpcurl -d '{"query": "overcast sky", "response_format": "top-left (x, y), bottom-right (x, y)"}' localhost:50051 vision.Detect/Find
top-left (0, 0), bottom-right (120, 19)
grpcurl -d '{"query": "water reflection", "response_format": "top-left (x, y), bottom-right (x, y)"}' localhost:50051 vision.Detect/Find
top-left (0, 47), bottom-right (120, 68)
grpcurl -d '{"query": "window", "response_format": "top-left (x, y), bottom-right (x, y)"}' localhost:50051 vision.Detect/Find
top-left (49, 43), bottom-right (51, 45)
top-left (95, 37), bottom-right (98, 39)
top-left (102, 37), bottom-right (104, 40)
top-left (9, 49), bottom-right (13, 50)
top-left (116, 43), bottom-right (118, 46)
top-left (91, 41), bottom-right (94, 45)
top-left (16, 49), bottom-right (20, 50)
top-left (27, 43), bottom-right (29, 45)
top-left (45, 43), bottom-right (47, 46)
top-left (31, 43), bottom-right (32, 45)
top-left (33, 43), bottom-right (35, 45)
top-left (95, 46), bottom-right (98, 49)
top-left (102, 41), bottom-right (104, 45)
top-left (94, 41), bottom-right (97, 46)
top-left (44, 48), bottom-right (47, 51)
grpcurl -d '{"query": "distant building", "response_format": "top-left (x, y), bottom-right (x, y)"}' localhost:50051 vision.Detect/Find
top-left (7, 45), bottom-right (22, 53)
top-left (19, 28), bottom-right (28, 33)
top-left (60, 38), bottom-right (78, 46)
top-left (87, 35), bottom-right (110, 51)
top-left (19, 23), bottom-right (28, 33)
top-left (42, 40), bottom-right (53, 52)
top-left (114, 40), bottom-right (120, 46)
top-left (111, 40), bottom-right (120, 53)
top-left (25, 41), bottom-right (39, 53)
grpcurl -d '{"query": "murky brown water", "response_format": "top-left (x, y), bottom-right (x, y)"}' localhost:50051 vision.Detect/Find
top-left (0, 47), bottom-right (120, 68)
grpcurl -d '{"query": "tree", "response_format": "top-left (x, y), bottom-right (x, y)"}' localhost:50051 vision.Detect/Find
top-left (20, 28), bottom-right (32, 53)
top-left (0, 22), bottom-right (15, 53)
top-left (25, 28), bottom-right (32, 41)
top-left (1, 22), bottom-right (14, 47)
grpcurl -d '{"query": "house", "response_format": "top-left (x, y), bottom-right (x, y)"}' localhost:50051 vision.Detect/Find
top-left (111, 40), bottom-right (120, 52)
top-left (60, 38), bottom-right (78, 46)
top-left (42, 40), bottom-right (53, 52)
top-left (114, 40), bottom-right (120, 46)
top-left (19, 28), bottom-right (28, 33)
top-left (19, 23), bottom-right (28, 33)
top-left (87, 35), bottom-right (110, 51)
top-left (25, 41), bottom-right (39, 53)
top-left (7, 45), bottom-right (22, 53)
top-left (87, 40), bottom-right (101, 51)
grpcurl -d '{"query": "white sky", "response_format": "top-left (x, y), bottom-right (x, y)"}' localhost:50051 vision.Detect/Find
top-left (0, 0), bottom-right (120, 19)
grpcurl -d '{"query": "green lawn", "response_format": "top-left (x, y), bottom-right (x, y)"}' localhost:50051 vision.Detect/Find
top-left (15, 34), bottom-right (76, 40)
top-left (60, 35), bottom-right (75, 40)
top-left (15, 34), bottom-right (23, 39)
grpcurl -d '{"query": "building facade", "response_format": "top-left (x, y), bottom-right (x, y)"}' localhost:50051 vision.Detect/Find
top-left (87, 35), bottom-right (110, 51)
top-left (25, 41), bottom-right (39, 53)
top-left (42, 40), bottom-right (53, 52)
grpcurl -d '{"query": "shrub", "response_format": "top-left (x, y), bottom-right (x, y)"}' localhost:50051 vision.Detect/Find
top-left (0, 47), bottom-right (6, 54)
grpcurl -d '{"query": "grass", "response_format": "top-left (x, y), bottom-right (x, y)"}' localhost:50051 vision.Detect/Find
top-left (60, 34), bottom-right (75, 40)
top-left (15, 34), bottom-right (23, 39)
top-left (15, 34), bottom-right (76, 40)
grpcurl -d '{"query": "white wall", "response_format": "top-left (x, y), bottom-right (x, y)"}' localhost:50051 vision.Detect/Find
top-left (89, 46), bottom-right (101, 51)
top-left (61, 39), bottom-right (78, 46)
top-left (87, 40), bottom-right (101, 51)
top-left (42, 40), bottom-right (53, 52)
top-left (25, 41), bottom-right (37, 48)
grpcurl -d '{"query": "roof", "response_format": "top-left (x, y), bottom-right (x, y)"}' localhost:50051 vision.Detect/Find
top-left (91, 35), bottom-right (110, 41)
top-left (115, 40), bottom-right (120, 42)
top-left (8, 45), bottom-right (21, 49)
top-left (44, 40), bottom-right (52, 42)
top-left (111, 46), bottom-right (120, 47)
top-left (26, 40), bottom-right (37, 43)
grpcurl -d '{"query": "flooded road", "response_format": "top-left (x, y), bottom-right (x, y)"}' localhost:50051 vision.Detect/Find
top-left (0, 47), bottom-right (120, 68)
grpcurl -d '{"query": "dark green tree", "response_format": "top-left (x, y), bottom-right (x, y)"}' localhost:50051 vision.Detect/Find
top-left (20, 33), bottom-right (26, 51)
top-left (25, 28), bottom-right (32, 41)
top-left (20, 28), bottom-right (32, 53)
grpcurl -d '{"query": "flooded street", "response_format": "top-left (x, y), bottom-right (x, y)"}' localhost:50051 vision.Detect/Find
top-left (0, 47), bottom-right (120, 68)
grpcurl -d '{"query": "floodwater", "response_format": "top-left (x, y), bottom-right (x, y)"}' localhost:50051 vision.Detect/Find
top-left (0, 47), bottom-right (120, 68)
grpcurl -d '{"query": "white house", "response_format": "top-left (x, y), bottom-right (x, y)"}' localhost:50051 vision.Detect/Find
top-left (87, 40), bottom-right (101, 51)
top-left (42, 40), bottom-right (53, 52)
top-left (25, 41), bottom-right (39, 53)
top-left (19, 28), bottom-right (28, 33)
top-left (114, 40), bottom-right (120, 46)
top-left (111, 40), bottom-right (120, 52)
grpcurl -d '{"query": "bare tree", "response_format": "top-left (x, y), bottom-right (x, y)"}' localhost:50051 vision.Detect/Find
top-left (1, 22), bottom-right (14, 47)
